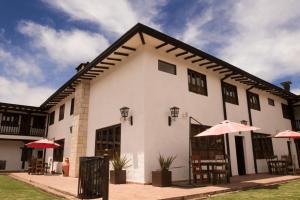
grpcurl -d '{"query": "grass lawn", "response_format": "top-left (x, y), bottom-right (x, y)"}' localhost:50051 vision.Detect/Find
top-left (0, 175), bottom-right (64, 200)
top-left (209, 180), bottom-right (300, 200)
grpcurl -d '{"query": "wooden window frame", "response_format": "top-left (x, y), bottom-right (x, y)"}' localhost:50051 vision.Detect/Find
top-left (1, 113), bottom-right (19, 127)
top-left (268, 98), bottom-right (275, 106)
top-left (248, 92), bottom-right (260, 111)
top-left (70, 98), bottom-right (75, 115)
top-left (252, 133), bottom-right (274, 159)
top-left (281, 103), bottom-right (291, 119)
top-left (158, 60), bottom-right (176, 75)
top-left (187, 69), bottom-right (208, 96)
top-left (59, 104), bottom-right (65, 121)
top-left (53, 139), bottom-right (65, 162)
top-left (49, 111), bottom-right (55, 125)
top-left (95, 124), bottom-right (121, 157)
top-left (222, 82), bottom-right (239, 105)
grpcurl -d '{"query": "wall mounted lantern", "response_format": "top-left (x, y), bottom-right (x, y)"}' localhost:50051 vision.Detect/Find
top-left (240, 120), bottom-right (248, 125)
top-left (120, 106), bottom-right (133, 125)
top-left (168, 106), bottom-right (180, 126)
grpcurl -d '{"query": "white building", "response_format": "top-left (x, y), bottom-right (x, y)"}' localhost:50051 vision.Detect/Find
top-left (1, 23), bottom-right (300, 184)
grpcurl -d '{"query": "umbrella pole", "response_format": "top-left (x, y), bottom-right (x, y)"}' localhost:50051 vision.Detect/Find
top-left (287, 139), bottom-right (293, 164)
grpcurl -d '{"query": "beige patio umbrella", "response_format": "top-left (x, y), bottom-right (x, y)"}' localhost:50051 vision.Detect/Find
top-left (195, 120), bottom-right (260, 137)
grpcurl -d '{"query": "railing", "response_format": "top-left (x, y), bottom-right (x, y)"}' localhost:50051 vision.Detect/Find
top-left (296, 120), bottom-right (300, 131)
top-left (0, 124), bottom-right (46, 137)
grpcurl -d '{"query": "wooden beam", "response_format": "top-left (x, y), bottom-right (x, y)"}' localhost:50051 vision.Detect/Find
top-left (219, 69), bottom-right (232, 74)
top-left (213, 67), bottom-right (225, 71)
top-left (231, 75), bottom-right (244, 79)
top-left (79, 77), bottom-right (92, 80)
top-left (206, 64), bottom-right (219, 69)
top-left (191, 58), bottom-right (205, 63)
top-left (100, 62), bottom-right (115, 66)
top-left (114, 52), bottom-right (129, 56)
top-left (184, 54), bottom-right (196, 60)
top-left (235, 77), bottom-right (249, 81)
top-left (166, 47), bottom-right (177, 53)
top-left (176, 51), bottom-right (188, 57)
top-left (107, 57), bottom-right (122, 61)
top-left (122, 46), bottom-right (136, 51)
top-left (199, 61), bottom-right (213, 66)
top-left (138, 32), bottom-right (145, 45)
top-left (85, 72), bottom-right (100, 76)
top-left (155, 42), bottom-right (168, 49)
top-left (89, 69), bottom-right (104, 72)
top-left (94, 66), bottom-right (109, 69)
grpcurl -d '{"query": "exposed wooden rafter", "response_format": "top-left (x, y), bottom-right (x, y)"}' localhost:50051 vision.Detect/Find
top-left (155, 42), bottom-right (168, 49)
top-left (166, 47), bottom-right (177, 53)
top-left (100, 62), bottom-right (115, 66)
top-left (122, 46), bottom-right (136, 51)
top-left (94, 66), bottom-right (109, 69)
top-left (199, 61), bottom-right (213, 66)
top-left (176, 51), bottom-right (188, 57)
top-left (107, 57), bottom-right (122, 62)
top-left (191, 58), bottom-right (205, 63)
top-left (206, 64), bottom-right (219, 69)
top-left (114, 52), bottom-right (129, 56)
top-left (138, 32), bottom-right (145, 45)
top-left (184, 54), bottom-right (196, 60)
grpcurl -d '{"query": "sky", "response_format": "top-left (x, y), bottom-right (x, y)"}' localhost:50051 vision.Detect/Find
top-left (0, 0), bottom-right (299, 106)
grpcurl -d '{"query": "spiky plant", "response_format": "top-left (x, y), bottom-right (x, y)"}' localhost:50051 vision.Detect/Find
top-left (111, 153), bottom-right (131, 171)
top-left (158, 154), bottom-right (176, 171)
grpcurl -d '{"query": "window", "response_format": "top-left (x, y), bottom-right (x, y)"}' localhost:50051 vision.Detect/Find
top-left (53, 139), bottom-right (65, 162)
top-left (70, 98), bottom-right (75, 115)
top-left (252, 133), bottom-right (274, 159)
top-left (222, 82), bottom-right (239, 105)
top-left (0, 160), bottom-right (6, 170)
top-left (188, 69), bottom-right (207, 96)
top-left (95, 124), bottom-right (121, 157)
top-left (1, 113), bottom-right (19, 127)
top-left (49, 111), bottom-right (55, 125)
top-left (282, 103), bottom-right (291, 119)
top-left (59, 104), bottom-right (65, 121)
top-left (190, 124), bottom-right (225, 160)
top-left (268, 98), bottom-right (275, 106)
top-left (158, 60), bottom-right (176, 75)
top-left (248, 92), bottom-right (260, 111)
top-left (32, 116), bottom-right (46, 129)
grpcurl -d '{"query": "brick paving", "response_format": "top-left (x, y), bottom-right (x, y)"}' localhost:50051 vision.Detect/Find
top-left (9, 173), bottom-right (300, 200)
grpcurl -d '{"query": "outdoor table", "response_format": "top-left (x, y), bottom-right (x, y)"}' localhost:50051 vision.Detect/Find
top-left (267, 160), bottom-right (288, 175)
top-left (200, 160), bottom-right (229, 184)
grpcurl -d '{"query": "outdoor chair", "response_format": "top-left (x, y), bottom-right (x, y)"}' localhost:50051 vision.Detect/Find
top-left (35, 158), bottom-right (44, 175)
top-left (191, 155), bottom-right (209, 184)
top-left (28, 158), bottom-right (37, 174)
top-left (282, 155), bottom-right (296, 175)
top-left (212, 155), bottom-right (229, 184)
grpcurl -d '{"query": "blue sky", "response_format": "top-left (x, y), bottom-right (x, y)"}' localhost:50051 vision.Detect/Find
top-left (0, 0), bottom-right (299, 106)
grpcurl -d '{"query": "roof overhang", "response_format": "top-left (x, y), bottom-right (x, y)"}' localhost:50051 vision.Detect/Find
top-left (40, 23), bottom-right (298, 109)
top-left (0, 102), bottom-right (46, 114)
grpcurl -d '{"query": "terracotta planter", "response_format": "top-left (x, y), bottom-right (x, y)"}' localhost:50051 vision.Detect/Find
top-left (152, 170), bottom-right (172, 187)
top-left (110, 170), bottom-right (126, 184)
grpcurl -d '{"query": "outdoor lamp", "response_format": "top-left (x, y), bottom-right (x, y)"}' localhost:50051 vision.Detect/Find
top-left (240, 120), bottom-right (248, 125)
top-left (169, 106), bottom-right (180, 126)
top-left (120, 106), bottom-right (133, 125)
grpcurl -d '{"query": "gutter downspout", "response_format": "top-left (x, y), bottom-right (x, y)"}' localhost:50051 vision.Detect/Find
top-left (246, 86), bottom-right (258, 174)
top-left (220, 73), bottom-right (234, 176)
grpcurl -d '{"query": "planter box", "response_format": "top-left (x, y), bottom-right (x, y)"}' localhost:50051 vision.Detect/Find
top-left (110, 170), bottom-right (126, 184)
top-left (152, 170), bottom-right (172, 187)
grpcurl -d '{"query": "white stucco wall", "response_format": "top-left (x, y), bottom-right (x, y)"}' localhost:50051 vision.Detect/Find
top-left (45, 95), bottom-right (74, 173)
top-left (87, 47), bottom-right (146, 183)
top-left (0, 140), bottom-right (23, 170)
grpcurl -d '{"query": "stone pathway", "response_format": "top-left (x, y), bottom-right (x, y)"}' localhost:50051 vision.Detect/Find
top-left (9, 173), bottom-right (300, 200)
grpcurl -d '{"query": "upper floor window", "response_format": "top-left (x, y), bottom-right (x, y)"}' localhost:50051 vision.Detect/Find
top-left (49, 111), bottom-right (55, 125)
top-left (70, 98), bottom-right (75, 115)
top-left (158, 60), bottom-right (176, 75)
top-left (59, 104), bottom-right (65, 121)
top-left (268, 98), bottom-right (275, 106)
top-left (188, 69), bottom-right (207, 96)
top-left (282, 103), bottom-right (291, 119)
top-left (248, 92), bottom-right (260, 111)
top-left (1, 113), bottom-right (19, 127)
top-left (222, 82), bottom-right (238, 105)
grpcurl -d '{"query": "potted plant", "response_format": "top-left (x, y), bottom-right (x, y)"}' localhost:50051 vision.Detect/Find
top-left (110, 153), bottom-right (130, 184)
top-left (152, 154), bottom-right (176, 187)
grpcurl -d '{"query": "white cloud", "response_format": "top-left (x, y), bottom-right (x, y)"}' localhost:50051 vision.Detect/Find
top-left (18, 21), bottom-right (109, 67)
top-left (292, 88), bottom-right (300, 95)
top-left (179, 0), bottom-right (300, 82)
top-left (43, 0), bottom-right (166, 34)
top-left (0, 47), bottom-right (42, 79)
top-left (0, 76), bottom-right (54, 106)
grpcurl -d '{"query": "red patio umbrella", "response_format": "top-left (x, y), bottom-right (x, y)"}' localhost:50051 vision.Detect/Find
top-left (26, 138), bottom-right (60, 149)
top-left (274, 130), bottom-right (300, 139)
top-left (195, 120), bottom-right (260, 137)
